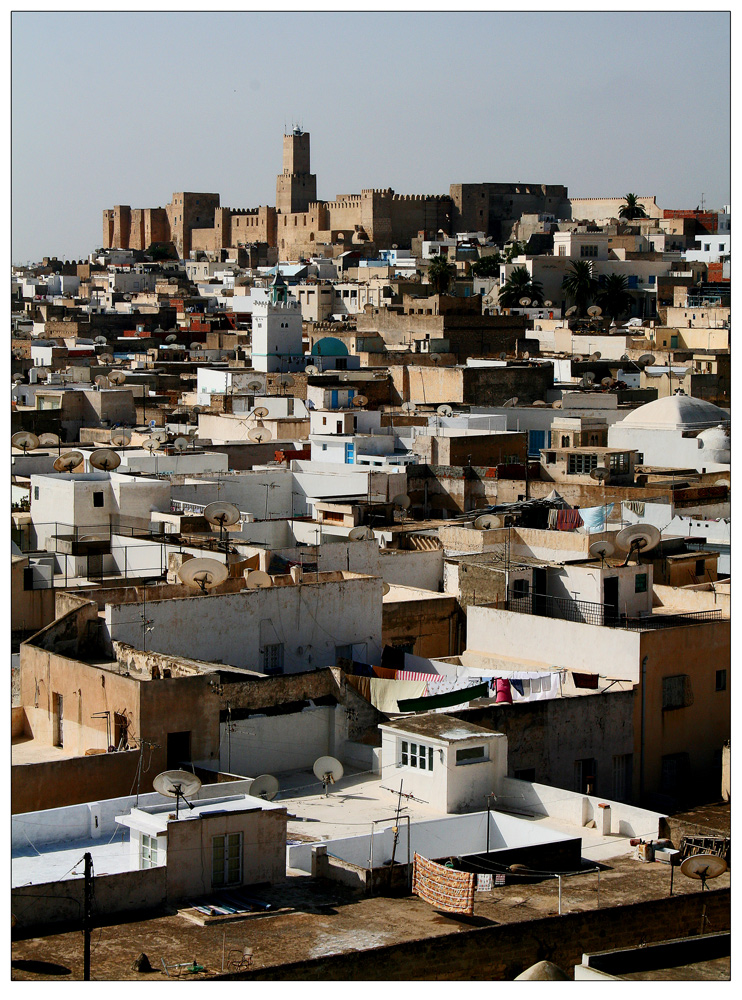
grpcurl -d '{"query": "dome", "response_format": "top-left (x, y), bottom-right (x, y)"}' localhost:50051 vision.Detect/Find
top-left (621, 392), bottom-right (730, 432)
top-left (697, 424), bottom-right (730, 463)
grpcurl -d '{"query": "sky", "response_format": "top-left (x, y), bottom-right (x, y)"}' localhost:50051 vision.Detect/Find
top-left (11, 10), bottom-right (731, 263)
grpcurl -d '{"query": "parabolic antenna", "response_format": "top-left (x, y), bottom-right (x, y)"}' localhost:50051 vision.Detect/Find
top-left (153, 769), bottom-right (202, 819)
top-left (615, 523), bottom-right (661, 564)
top-left (247, 379), bottom-right (265, 391)
top-left (110, 429), bottom-right (132, 448)
top-left (53, 451), bottom-right (84, 473)
top-left (190, 342), bottom-right (205, 350)
top-left (248, 426), bottom-right (272, 443)
top-left (94, 335), bottom-right (108, 345)
top-left (522, 351), bottom-right (530, 359)
top-left (89, 448), bottom-right (121, 471)
top-left (108, 370), bottom-right (127, 385)
top-left (392, 493), bottom-right (411, 510)
top-left (715, 479), bottom-right (730, 489)
top-left (348, 526), bottom-right (375, 541)
top-left (12, 374), bottom-right (24, 384)
top-left (172, 436), bottom-right (189, 452)
top-left (38, 432), bottom-right (60, 447)
top-left (588, 351), bottom-right (602, 362)
top-left (519, 297), bottom-right (531, 306)
top-left (249, 774), bottom-right (279, 801)
top-left (401, 401), bottom-right (416, 413)
top-left (638, 353), bottom-right (656, 367)
top-left (151, 429), bottom-right (169, 444)
top-left (305, 364), bottom-right (319, 375)
top-left (679, 854), bottom-right (727, 889)
top-left (565, 305), bottom-right (578, 317)
top-left (382, 581), bottom-right (391, 596)
top-left (12, 431), bottom-right (40, 453)
top-left (551, 401), bottom-right (563, 409)
top-left (99, 353), bottom-right (114, 364)
top-left (590, 466), bottom-right (610, 483)
top-left (245, 570), bottom-right (273, 590)
top-left (220, 356), bottom-right (230, 362)
top-left (437, 404), bottom-right (453, 416)
top-left (165, 333), bottom-right (178, 343)
top-left (143, 437), bottom-right (162, 453)
top-left (474, 514), bottom-right (502, 530)
top-left (589, 539), bottom-right (615, 565)
top-left (178, 557), bottom-right (229, 592)
top-left (313, 755), bottom-right (344, 795)
top-left (532, 400), bottom-right (547, 407)
top-left (573, 354), bottom-right (584, 363)
top-left (587, 306), bottom-right (603, 318)
top-left (252, 406), bottom-right (269, 419)
top-left (430, 353), bottom-right (442, 365)
top-left (543, 300), bottom-right (553, 308)
top-left (95, 376), bottom-right (111, 389)
top-left (502, 397), bottom-right (519, 407)
top-left (352, 394), bottom-right (369, 407)
top-left (601, 377), bottom-right (616, 388)
top-left (499, 352), bottom-right (507, 361)
top-left (278, 374), bottom-right (294, 387)
top-left (580, 375), bottom-right (595, 388)
top-left (204, 501), bottom-right (240, 528)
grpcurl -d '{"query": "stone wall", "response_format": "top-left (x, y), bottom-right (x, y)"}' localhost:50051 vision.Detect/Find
top-left (12, 749), bottom-right (142, 815)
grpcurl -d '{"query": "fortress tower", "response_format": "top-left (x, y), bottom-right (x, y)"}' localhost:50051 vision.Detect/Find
top-left (276, 127), bottom-right (317, 215)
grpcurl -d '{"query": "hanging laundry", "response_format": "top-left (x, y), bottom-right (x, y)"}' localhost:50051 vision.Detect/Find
top-left (572, 672), bottom-right (599, 689)
top-left (397, 682), bottom-right (489, 714)
top-left (510, 679), bottom-right (525, 697)
top-left (395, 670), bottom-right (439, 682)
top-left (547, 508), bottom-right (559, 529)
top-left (579, 503), bottom-right (615, 532)
top-left (624, 500), bottom-right (646, 516)
top-left (495, 873), bottom-right (507, 886)
top-left (495, 678), bottom-right (513, 704)
top-left (368, 678), bottom-right (428, 713)
top-left (412, 853), bottom-right (475, 915)
top-left (556, 509), bottom-right (583, 531)
top-left (476, 874), bottom-right (494, 892)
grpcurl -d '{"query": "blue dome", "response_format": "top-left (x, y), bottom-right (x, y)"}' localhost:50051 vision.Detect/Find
top-left (314, 336), bottom-right (349, 357)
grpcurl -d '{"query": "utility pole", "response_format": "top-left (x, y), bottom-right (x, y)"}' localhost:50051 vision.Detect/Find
top-left (83, 852), bottom-right (93, 981)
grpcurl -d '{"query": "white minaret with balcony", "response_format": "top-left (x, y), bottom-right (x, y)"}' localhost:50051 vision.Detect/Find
top-left (250, 269), bottom-right (304, 372)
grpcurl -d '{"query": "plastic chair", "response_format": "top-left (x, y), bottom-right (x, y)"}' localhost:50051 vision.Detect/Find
top-left (227, 946), bottom-right (254, 972)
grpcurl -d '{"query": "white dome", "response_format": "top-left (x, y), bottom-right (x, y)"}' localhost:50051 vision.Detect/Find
top-left (621, 393), bottom-right (730, 432)
top-left (697, 424), bottom-right (730, 463)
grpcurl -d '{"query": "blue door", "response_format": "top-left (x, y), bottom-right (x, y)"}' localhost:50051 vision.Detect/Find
top-left (528, 429), bottom-right (546, 457)
top-left (345, 442), bottom-right (355, 464)
top-left (331, 390), bottom-right (338, 408)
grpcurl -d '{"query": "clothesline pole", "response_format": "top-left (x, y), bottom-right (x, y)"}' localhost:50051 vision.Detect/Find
top-left (558, 874), bottom-right (562, 915)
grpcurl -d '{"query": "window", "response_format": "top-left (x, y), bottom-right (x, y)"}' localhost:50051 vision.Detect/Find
top-left (695, 560), bottom-right (705, 577)
top-left (662, 674), bottom-right (693, 710)
top-left (514, 767), bottom-right (536, 782)
top-left (262, 643), bottom-right (284, 675)
top-left (660, 752), bottom-right (689, 796)
top-left (140, 833), bottom-right (159, 870)
top-left (93, 491), bottom-right (104, 507)
top-left (557, 245), bottom-right (566, 256)
top-left (546, 452), bottom-right (556, 464)
top-left (609, 453), bottom-right (629, 475)
top-left (456, 745), bottom-right (488, 765)
top-left (612, 754), bottom-right (633, 801)
top-left (580, 244), bottom-right (598, 258)
top-left (567, 453), bottom-right (598, 475)
top-left (212, 833), bottom-right (242, 888)
top-left (400, 740), bottom-right (435, 771)
top-left (33, 486), bottom-right (39, 500)
top-left (715, 669), bottom-right (727, 692)
top-left (512, 578), bottom-right (530, 598)
top-left (635, 573), bottom-right (648, 594)
top-left (574, 758), bottom-right (597, 794)
top-left (561, 435), bottom-right (570, 447)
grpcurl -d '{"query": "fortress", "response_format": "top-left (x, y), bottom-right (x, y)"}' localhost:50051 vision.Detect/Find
top-left (103, 129), bottom-right (570, 258)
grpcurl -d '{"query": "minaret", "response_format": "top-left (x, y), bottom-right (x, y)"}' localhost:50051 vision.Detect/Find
top-left (276, 127), bottom-right (317, 214)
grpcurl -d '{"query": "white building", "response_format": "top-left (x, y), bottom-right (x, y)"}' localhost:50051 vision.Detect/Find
top-left (250, 272), bottom-right (303, 372)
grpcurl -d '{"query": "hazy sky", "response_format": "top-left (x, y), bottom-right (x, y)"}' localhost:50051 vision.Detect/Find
top-left (11, 10), bottom-right (731, 263)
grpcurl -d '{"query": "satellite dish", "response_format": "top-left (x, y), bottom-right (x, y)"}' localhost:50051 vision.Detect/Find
top-left (165, 334), bottom-right (178, 343)
top-left (601, 377), bottom-right (616, 388)
top-left (519, 297), bottom-right (532, 306)
top-left (502, 397), bottom-right (519, 407)
top-left (589, 539), bottom-right (615, 565)
top-left (430, 353), bottom-right (442, 364)
top-left (352, 394), bottom-right (369, 407)
top-left (615, 523), bottom-right (661, 564)
top-left (580, 375), bottom-right (595, 388)
top-left (94, 335), bottom-right (107, 345)
top-left (99, 353), bottom-right (114, 364)
top-left (499, 352), bottom-right (507, 361)
top-left (12, 374), bottom-right (24, 384)
top-left (248, 426), bottom-right (272, 443)
top-left (89, 448), bottom-right (121, 471)
top-left (178, 557), bottom-right (229, 592)
top-left (522, 351), bottom-right (530, 359)
top-left (35, 367), bottom-right (50, 380)
top-left (108, 370), bottom-right (126, 384)
top-left (249, 774), bottom-right (279, 801)
top-left (590, 466), bottom-right (610, 483)
top-left (551, 401), bottom-right (563, 409)
top-left (587, 306), bottom-right (603, 317)
top-left (401, 402), bottom-right (416, 413)
top-left (573, 354), bottom-right (584, 363)
top-left (110, 428), bottom-right (132, 447)
top-left (313, 755), bottom-right (344, 795)
top-left (153, 769), bottom-right (202, 819)
top-left (220, 356), bottom-right (230, 362)
top-left (278, 374), bottom-right (294, 387)
top-left (474, 514), bottom-right (502, 530)
top-left (172, 436), bottom-right (189, 452)
top-left (151, 429), bottom-right (169, 443)
top-left (143, 437), bottom-right (162, 453)
top-left (543, 300), bottom-right (553, 308)
top-left (565, 306), bottom-right (578, 317)
top-left (437, 404), bottom-right (453, 416)
top-left (38, 432), bottom-right (60, 447)
top-left (95, 375), bottom-right (111, 389)
top-left (620, 354), bottom-right (631, 362)
top-left (12, 431), bottom-right (40, 453)
top-left (679, 854), bottom-right (728, 890)
top-left (204, 501), bottom-right (240, 528)
top-left (715, 479), bottom-right (730, 489)
top-left (53, 451), bottom-right (84, 472)
top-left (252, 406), bottom-right (270, 418)
top-left (588, 351), bottom-right (602, 361)
top-left (305, 365), bottom-right (319, 375)
top-left (532, 399), bottom-right (547, 407)
top-left (638, 353), bottom-right (656, 367)
top-left (190, 342), bottom-right (205, 350)
top-left (246, 379), bottom-right (264, 391)
top-left (392, 493), bottom-right (411, 510)
top-left (245, 570), bottom-right (273, 589)
top-left (382, 581), bottom-right (391, 596)
top-left (348, 526), bottom-right (375, 541)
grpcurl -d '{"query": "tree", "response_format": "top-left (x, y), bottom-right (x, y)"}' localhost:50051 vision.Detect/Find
top-left (471, 254), bottom-right (503, 277)
top-left (561, 260), bottom-right (599, 316)
top-left (426, 254), bottom-right (457, 295)
top-left (597, 273), bottom-right (633, 321)
top-left (618, 193), bottom-right (648, 220)
top-left (505, 240), bottom-right (527, 262)
top-left (498, 266), bottom-right (544, 308)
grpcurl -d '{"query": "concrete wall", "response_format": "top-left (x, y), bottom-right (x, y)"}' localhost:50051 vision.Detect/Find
top-left (383, 590), bottom-right (458, 659)
top-left (379, 548), bottom-right (443, 591)
top-left (12, 748), bottom-right (142, 815)
top-left (219, 705), bottom-right (335, 776)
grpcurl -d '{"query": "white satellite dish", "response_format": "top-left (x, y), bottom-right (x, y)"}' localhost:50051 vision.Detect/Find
top-left (532, 400), bottom-right (547, 407)
top-left (190, 342), bottom-right (205, 350)
top-left (615, 523), bottom-right (661, 564)
top-left (522, 351), bottom-right (530, 360)
top-left (573, 354), bottom-right (584, 363)
top-left (348, 525), bottom-right (375, 541)
top-left (178, 557), bottom-right (229, 592)
top-left (38, 432), bottom-right (60, 447)
top-left (401, 401), bottom-right (416, 413)
top-left (11, 431), bottom-right (40, 453)
top-left (392, 493), bottom-right (411, 510)
top-left (543, 300), bottom-right (553, 308)
top-left (437, 404), bottom-right (453, 416)
top-left (565, 305), bottom-right (578, 317)
top-left (587, 306), bottom-right (603, 318)
top-left (12, 374), bottom-right (24, 384)
top-left (430, 353), bottom-right (442, 365)
top-left (165, 333), bottom-right (178, 343)
top-left (151, 429), bottom-right (169, 444)
top-left (580, 375), bottom-right (595, 388)
top-left (108, 370), bottom-right (127, 385)
top-left (519, 297), bottom-right (532, 306)
top-left (252, 406), bottom-right (269, 418)
top-left (249, 774), bottom-right (279, 801)
top-left (99, 353), bottom-right (114, 364)
top-left (204, 501), bottom-right (240, 528)
top-left (89, 448), bottom-right (121, 471)
top-left (551, 400), bottom-right (563, 409)
top-left (679, 854), bottom-right (728, 890)
top-left (248, 426), bottom-right (272, 443)
top-left (382, 581), bottom-right (391, 596)
top-left (352, 394), bottom-right (368, 407)
top-left (278, 374), bottom-right (295, 387)
top-left (172, 436), bottom-right (189, 452)
top-left (245, 570), bottom-right (273, 589)
top-left (143, 437), bottom-right (161, 453)
top-left (503, 397), bottom-right (519, 407)
top-left (590, 466), bottom-right (610, 483)
top-left (94, 335), bottom-right (108, 345)
top-left (95, 375), bottom-right (111, 389)
top-left (588, 539), bottom-right (615, 566)
top-left (305, 365), bottom-right (319, 375)
top-left (601, 377), bottom-right (616, 388)
top-left (53, 451), bottom-right (84, 472)
top-left (110, 428), bottom-right (131, 448)
top-left (35, 367), bottom-right (50, 381)
top-left (474, 514), bottom-right (502, 530)
top-left (638, 353), bottom-right (656, 367)
top-left (153, 769), bottom-right (202, 819)
top-left (246, 379), bottom-right (264, 391)
top-left (715, 479), bottom-right (730, 489)
top-left (588, 351), bottom-right (602, 362)
top-left (313, 755), bottom-right (344, 796)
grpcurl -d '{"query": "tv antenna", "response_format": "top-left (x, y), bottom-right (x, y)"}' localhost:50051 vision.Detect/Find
top-left (246, 379), bottom-right (264, 392)
top-left (172, 436), bottom-right (189, 453)
top-left (252, 406), bottom-right (269, 419)
top-left (94, 335), bottom-right (108, 345)
top-left (12, 431), bottom-right (40, 454)
top-left (53, 450), bottom-right (84, 473)
top-left (519, 297), bottom-right (531, 307)
top-left (437, 404), bottom-right (453, 417)
top-left (110, 428), bottom-right (131, 448)
top-left (587, 306), bottom-right (603, 318)
top-left (245, 570), bottom-right (273, 590)
top-left (95, 375), bottom-right (111, 389)
top-left (543, 300), bottom-right (553, 308)
top-left (89, 448), bottom-right (121, 471)
top-left (248, 426), bottom-right (272, 443)
top-left (551, 400), bottom-right (563, 409)
top-left (474, 514), bottom-right (502, 530)
top-left (429, 353), bottom-right (441, 365)
top-left (499, 351), bottom-right (507, 361)
top-left (532, 399), bottom-right (547, 407)
top-left (99, 353), bottom-right (114, 364)
top-left (348, 525), bottom-right (375, 541)
top-left (305, 364), bottom-right (319, 375)
top-left (637, 353), bottom-right (656, 367)
top-left (590, 466), bottom-right (610, 484)
top-left (392, 493), bottom-right (411, 512)
top-left (177, 557), bottom-right (229, 592)
top-left (401, 401), bottom-right (416, 414)
top-left (679, 854), bottom-right (727, 891)
top-left (615, 523), bottom-right (661, 565)
top-left (588, 539), bottom-right (615, 567)
top-left (165, 333), bottom-right (178, 344)
top-left (108, 370), bottom-right (126, 385)
top-left (35, 367), bottom-right (50, 381)
top-left (313, 755), bottom-right (344, 796)
top-left (38, 432), bottom-right (60, 448)
top-left (249, 774), bottom-right (279, 801)
top-left (143, 437), bottom-right (162, 453)
top-left (352, 394), bottom-right (368, 408)
top-left (588, 351), bottom-right (602, 362)
top-left (204, 501), bottom-right (241, 558)
top-left (502, 397), bottom-right (519, 407)
top-left (153, 769), bottom-right (202, 820)
top-left (565, 305), bottom-right (578, 317)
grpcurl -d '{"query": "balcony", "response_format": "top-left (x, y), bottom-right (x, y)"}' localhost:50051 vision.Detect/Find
top-left (505, 590), bottom-right (723, 631)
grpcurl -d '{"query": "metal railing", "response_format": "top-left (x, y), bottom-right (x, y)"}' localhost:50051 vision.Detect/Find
top-left (506, 589), bottom-right (723, 631)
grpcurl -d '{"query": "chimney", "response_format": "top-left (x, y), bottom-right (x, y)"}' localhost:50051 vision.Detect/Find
top-left (290, 565), bottom-right (303, 585)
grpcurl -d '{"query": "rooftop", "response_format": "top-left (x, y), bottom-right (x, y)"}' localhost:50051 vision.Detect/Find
top-left (379, 712), bottom-right (495, 743)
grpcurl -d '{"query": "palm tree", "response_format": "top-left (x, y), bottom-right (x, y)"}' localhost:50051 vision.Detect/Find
top-left (618, 193), bottom-right (648, 220)
top-left (597, 273), bottom-right (633, 321)
top-left (471, 254), bottom-right (502, 277)
top-left (426, 254), bottom-right (457, 295)
top-left (561, 260), bottom-right (599, 316)
top-left (498, 266), bottom-right (544, 308)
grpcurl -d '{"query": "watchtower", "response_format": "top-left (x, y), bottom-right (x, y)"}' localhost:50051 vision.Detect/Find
top-left (276, 127), bottom-right (317, 215)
